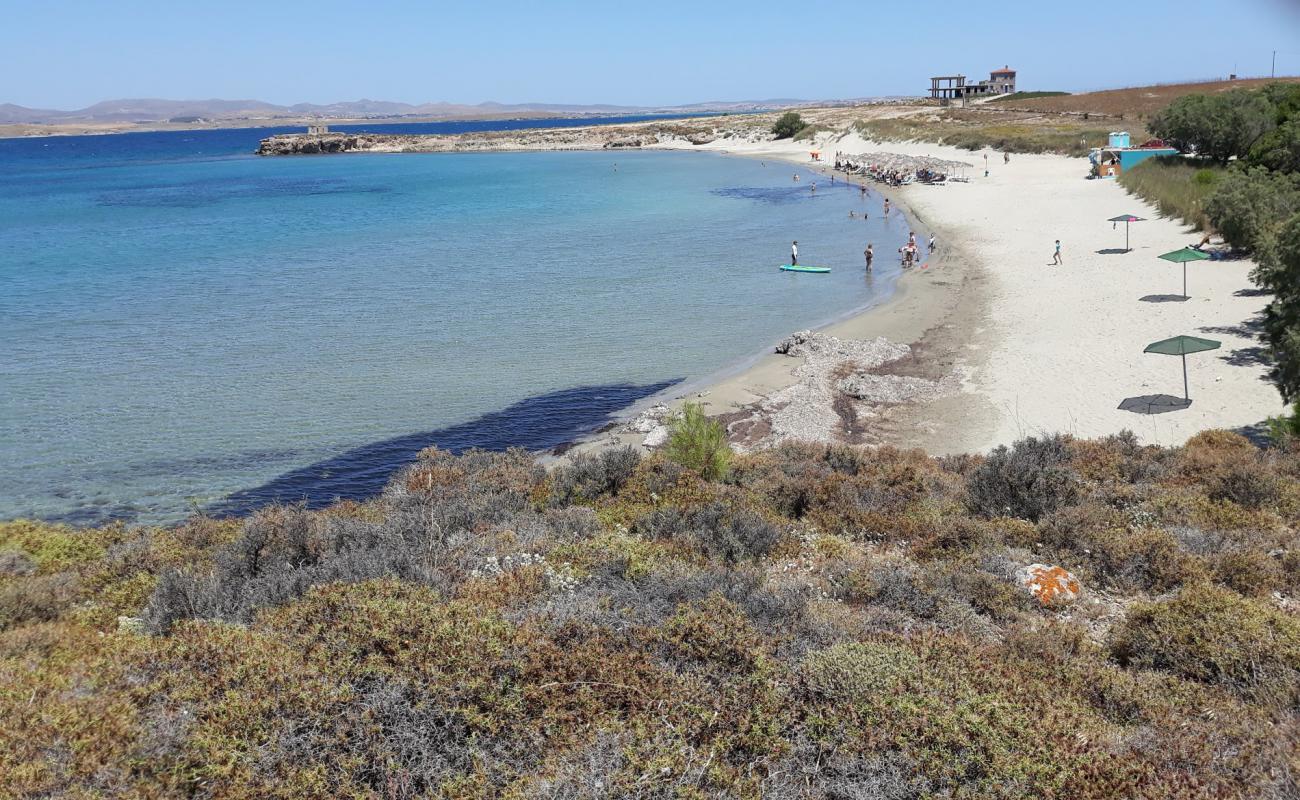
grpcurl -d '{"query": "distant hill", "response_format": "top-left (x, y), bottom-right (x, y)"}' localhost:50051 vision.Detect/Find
top-left (0, 96), bottom-right (806, 125)
top-left (0, 102), bottom-right (62, 123)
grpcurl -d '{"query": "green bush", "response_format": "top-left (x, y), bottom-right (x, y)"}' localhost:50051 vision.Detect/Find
top-left (1149, 90), bottom-right (1276, 162)
top-left (664, 401), bottom-right (732, 481)
top-left (1205, 166), bottom-right (1300, 251)
top-left (771, 111), bottom-right (805, 139)
top-left (1255, 213), bottom-right (1300, 402)
top-left (1110, 583), bottom-right (1300, 707)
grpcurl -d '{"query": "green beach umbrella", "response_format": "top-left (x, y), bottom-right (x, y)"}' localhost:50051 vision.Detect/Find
top-left (1108, 214), bottom-right (1145, 251)
top-left (1144, 335), bottom-right (1221, 401)
top-left (1158, 246), bottom-right (1211, 298)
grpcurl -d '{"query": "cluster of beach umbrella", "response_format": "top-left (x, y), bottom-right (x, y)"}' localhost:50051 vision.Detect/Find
top-left (839, 151), bottom-right (972, 174)
top-left (1108, 213), bottom-right (1220, 407)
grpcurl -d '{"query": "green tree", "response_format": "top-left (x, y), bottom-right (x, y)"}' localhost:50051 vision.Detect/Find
top-left (1256, 213), bottom-right (1300, 402)
top-left (1149, 90), bottom-right (1275, 162)
top-left (1249, 118), bottom-right (1300, 174)
top-left (771, 111), bottom-right (806, 140)
top-left (1205, 166), bottom-right (1300, 251)
top-left (664, 402), bottom-right (732, 480)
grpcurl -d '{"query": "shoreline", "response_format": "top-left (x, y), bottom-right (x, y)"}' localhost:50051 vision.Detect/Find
top-left (558, 143), bottom-right (995, 461)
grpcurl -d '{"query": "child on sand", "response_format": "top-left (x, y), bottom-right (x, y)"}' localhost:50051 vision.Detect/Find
top-left (1052, 240), bottom-right (1063, 265)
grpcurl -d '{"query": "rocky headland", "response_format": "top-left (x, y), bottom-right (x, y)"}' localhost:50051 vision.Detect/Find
top-left (256, 120), bottom-right (731, 155)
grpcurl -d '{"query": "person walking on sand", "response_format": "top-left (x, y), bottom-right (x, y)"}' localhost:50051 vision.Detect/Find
top-left (865, 243), bottom-right (874, 271)
top-left (1052, 239), bottom-right (1063, 265)
top-left (791, 241), bottom-right (799, 266)
top-left (1003, 151), bottom-right (1010, 165)
top-left (984, 152), bottom-right (989, 177)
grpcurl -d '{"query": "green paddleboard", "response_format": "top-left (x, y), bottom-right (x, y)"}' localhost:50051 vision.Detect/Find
top-left (781, 264), bottom-right (830, 273)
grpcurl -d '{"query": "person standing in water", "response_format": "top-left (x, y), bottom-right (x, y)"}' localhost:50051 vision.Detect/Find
top-left (865, 244), bottom-right (874, 271)
top-left (791, 241), bottom-right (799, 266)
top-left (883, 198), bottom-right (891, 215)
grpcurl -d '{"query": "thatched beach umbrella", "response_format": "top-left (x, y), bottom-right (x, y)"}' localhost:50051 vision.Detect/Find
top-left (1108, 214), bottom-right (1145, 251)
top-left (1158, 246), bottom-right (1211, 298)
top-left (1143, 335), bottom-right (1221, 401)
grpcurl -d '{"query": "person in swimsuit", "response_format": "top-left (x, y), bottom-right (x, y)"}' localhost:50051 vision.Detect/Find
top-left (865, 243), bottom-right (874, 271)
top-left (791, 241), bottom-right (799, 266)
top-left (1052, 239), bottom-right (1063, 265)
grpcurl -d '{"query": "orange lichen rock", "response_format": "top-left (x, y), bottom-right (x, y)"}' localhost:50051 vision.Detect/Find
top-left (1016, 564), bottom-right (1082, 607)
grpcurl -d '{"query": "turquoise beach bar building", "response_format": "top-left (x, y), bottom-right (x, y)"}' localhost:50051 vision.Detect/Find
top-left (1090, 131), bottom-right (1179, 177)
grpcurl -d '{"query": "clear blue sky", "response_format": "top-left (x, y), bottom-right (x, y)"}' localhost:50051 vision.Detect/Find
top-left (4, 0), bottom-right (1299, 109)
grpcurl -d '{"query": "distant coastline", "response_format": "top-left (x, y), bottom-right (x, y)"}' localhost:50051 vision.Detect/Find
top-left (0, 110), bottom-right (743, 141)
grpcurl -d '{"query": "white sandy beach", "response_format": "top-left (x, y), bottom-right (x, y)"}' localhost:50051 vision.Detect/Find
top-left (641, 130), bottom-right (1287, 454)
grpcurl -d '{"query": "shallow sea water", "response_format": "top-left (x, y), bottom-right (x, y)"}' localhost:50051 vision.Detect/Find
top-left (0, 124), bottom-right (909, 524)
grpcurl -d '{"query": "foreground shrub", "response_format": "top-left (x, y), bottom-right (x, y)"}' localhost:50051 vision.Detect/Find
top-left (1110, 583), bottom-right (1300, 707)
top-left (967, 434), bottom-right (1080, 521)
top-left (550, 445), bottom-right (640, 505)
top-left (10, 435), bottom-right (1300, 797)
top-left (798, 640), bottom-right (919, 701)
top-left (634, 501), bottom-right (781, 563)
top-left (664, 402), bottom-right (732, 481)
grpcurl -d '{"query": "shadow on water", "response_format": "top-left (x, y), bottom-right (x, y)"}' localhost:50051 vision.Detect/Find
top-left (711, 184), bottom-right (846, 205)
top-left (209, 380), bottom-right (678, 517)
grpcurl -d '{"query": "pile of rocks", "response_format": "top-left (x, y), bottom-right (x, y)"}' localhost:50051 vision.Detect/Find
top-left (765, 332), bottom-right (913, 445)
top-left (625, 404), bottom-right (673, 448)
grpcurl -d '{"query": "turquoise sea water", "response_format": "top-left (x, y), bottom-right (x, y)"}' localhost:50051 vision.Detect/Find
top-left (0, 124), bottom-right (909, 525)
